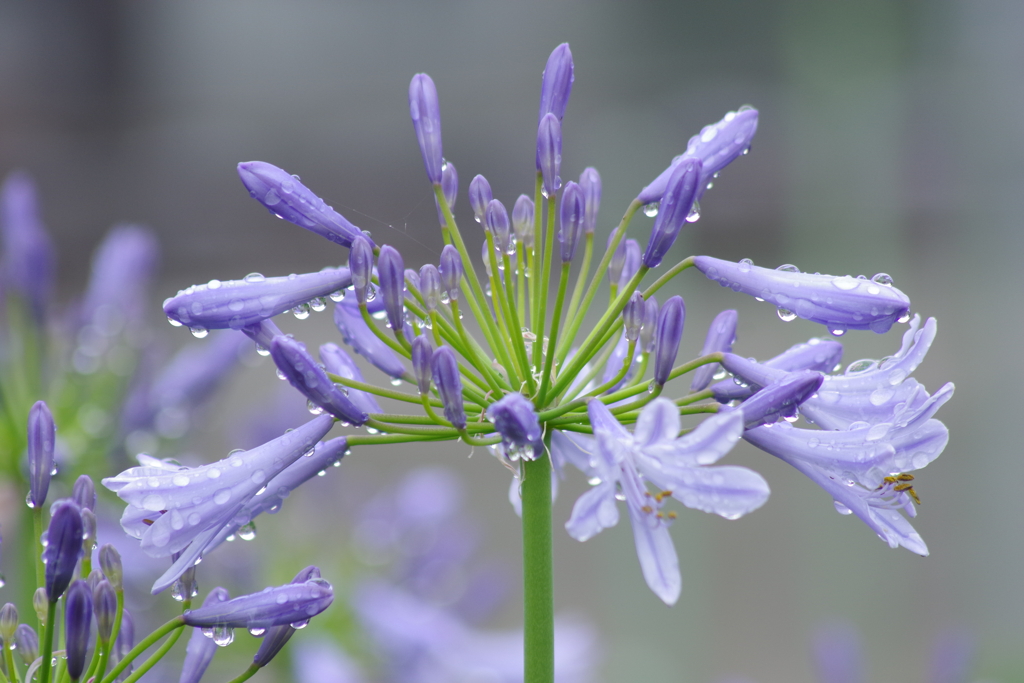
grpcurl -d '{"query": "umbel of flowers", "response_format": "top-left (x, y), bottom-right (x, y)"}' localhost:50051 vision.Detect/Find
top-left (115, 43), bottom-right (951, 683)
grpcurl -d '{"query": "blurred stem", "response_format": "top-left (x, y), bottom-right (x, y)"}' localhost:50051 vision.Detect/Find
top-left (100, 615), bottom-right (184, 683)
top-left (39, 600), bottom-right (56, 683)
top-left (521, 435), bottom-right (554, 683)
top-left (225, 663), bottom-right (260, 683)
top-left (32, 506), bottom-right (45, 594)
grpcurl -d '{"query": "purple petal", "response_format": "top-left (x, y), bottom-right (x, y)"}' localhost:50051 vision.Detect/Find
top-left (738, 370), bottom-right (823, 429)
top-left (271, 335), bottom-right (368, 425)
top-left (712, 337), bottom-right (842, 402)
top-left (633, 397), bottom-right (680, 448)
top-left (538, 43), bottom-right (574, 122)
top-left (641, 157), bottom-right (701, 268)
top-left (641, 409), bottom-right (744, 467)
top-left (409, 73), bottom-right (443, 184)
top-left (627, 507), bottom-right (680, 605)
top-left (565, 482), bottom-right (619, 542)
top-left (1, 171), bottom-right (54, 322)
top-left (183, 578), bottom-right (333, 629)
top-left (319, 343), bottom-right (383, 414)
top-left (691, 309), bottom-right (738, 391)
top-left (334, 297), bottom-right (408, 379)
top-left (537, 113), bottom-right (562, 195)
top-left (559, 182), bottom-right (585, 262)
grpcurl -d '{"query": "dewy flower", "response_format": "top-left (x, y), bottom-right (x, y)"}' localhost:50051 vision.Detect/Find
top-left (182, 576), bottom-right (334, 629)
top-left (27, 399), bottom-right (56, 509)
top-left (486, 393), bottom-right (542, 457)
top-left (253, 566), bottom-right (323, 668)
top-left (694, 256), bottom-right (911, 335)
top-left (409, 73), bottom-right (443, 185)
top-left (691, 309), bottom-right (738, 391)
top-left (559, 181), bottom-right (585, 262)
top-left (334, 295), bottom-right (409, 380)
top-left (64, 580), bottom-right (93, 681)
top-left (537, 113), bottom-right (562, 196)
top-left (271, 335), bottom-right (368, 425)
top-left (468, 174), bottom-right (493, 224)
top-left (320, 343), bottom-right (383, 414)
top-left (538, 42), bottom-right (574, 122)
top-left (557, 399), bottom-right (768, 604)
top-left (44, 501), bottom-right (85, 601)
top-left (377, 245), bottom-right (406, 333)
top-left (711, 336), bottom-right (843, 403)
top-left (641, 157), bottom-right (702, 268)
top-left (579, 167), bottom-right (601, 234)
top-left (179, 587), bottom-right (229, 683)
top-left (737, 370), bottom-right (823, 429)
top-left (653, 296), bottom-right (685, 385)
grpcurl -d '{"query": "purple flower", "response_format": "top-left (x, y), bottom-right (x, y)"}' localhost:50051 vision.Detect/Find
top-left (179, 587), bottom-right (229, 683)
top-left (162, 268), bottom-right (351, 331)
top-left (438, 244), bottom-right (463, 302)
top-left (409, 73), bottom-right (443, 184)
top-left (1, 171), bottom-right (54, 323)
top-left (27, 400), bottom-right (55, 509)
top-left (653, 296), bottom-right (685, 385)
top-left (485, 199), bottom-right (512, 255)
top-left (559, 181), bottom-right (585, 262)
top-left (486, 393), bottom-right (542, 456)
top-left (349, 235), bottom-right (374, 304)
top-left (240, 318), bottom-right (285, 353)
top-left (411, 335), bottom-right (433, 396)
top-left (99, 544), bottom-right (123, 590)
top-left (737, 370), bottom-right (823, 429)
top-left (319, 343), bottom-right (383, 414)
top-left (639, 295), bottom-right (659, 353)
top-left (253, 566), bottom-right (322, 667)
top-left (94, 579), bottom-right (117, 644)
top-left (14, 624), bottom-right (38, 666)
top-left (579, 167), bottom-right (601, 234)
top-left (270, 335), bottom-right (368, 425)
top-left (334, 296), bottom-right (408, 380)
top-left (80, 224), bottom-right (160, 332)
top-left (712, 337), bottom-right (843, 402)
top-left (537, 113), bottom-right (562, 196)
top-left (291, 639), bottom-right (367, 683)
top-left (623, 292), bottom-right (645, 342)
top-left (638, 107), bottom-right (759, 205)
top-left (431, 346), bottom-right (465, 429)
top-left (182, 576), bottom-right (333, 629)
top-left (691, 309), bottom-right (738, 391)
top-left (812, 621), bottom-right (864, 683)
top-left (45, 501), bottom-right (84, 600)
top-left (557, 399), bottom-right (768, 604)
top-left (512, 195), bottom-right (535, 248)
top-left (64, 580), bottom-right (92, 680)
top-left (73, 475), bottom-right (96, 511)
top-left (237, 161), bottom-right (369, 249)
top-left (695, 256), bottom-right (911, 335)
top-left (538, 43), bottom-right (574, 122)
top-left (377, 245), bottom-right (406, 332)
top-left (419, 263), bottom-right (442, 312)
top-left (468, 174), bottom-right (493, 224)
top-left (641, 157), bottom-right (702, 268)
top-left (612, 238), bottom-right (641, 289)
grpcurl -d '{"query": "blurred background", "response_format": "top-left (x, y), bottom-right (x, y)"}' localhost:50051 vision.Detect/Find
top-left (1, 1), bottom-right (1021, 681)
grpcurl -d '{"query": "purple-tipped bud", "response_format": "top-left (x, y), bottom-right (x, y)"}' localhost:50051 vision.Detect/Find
top-left (252, 567), bottom-right (321, 668)
top-left (86, 569), bottom-right (103, 594)
top-left (512, 195), bottom-right (535, 248)
top-left (27, 400), bottom-right (55, 509)
top-left (653, 296), bottom-right (685, 385)
top-left (377, 245), bottom-right (406, 332)
top-left (642, 157), bottom-right (702, 268)
top-left (319, 343), bottom-right (383, 415)
top-left (438, 245), bottom-right (463, 302)
top-left (411, 336), bottom-right (433, 396)
top-left (608, 233), bottom-right (627, 285)
top-left (14, 624), bottom-right (38, 666)
top-left (64, 580), bottom-right (92, 680)
top-left (404, 269), bottom-right (420, 301)
top-left (409, 74), bottom-right (443, 184)
top-left (419, 264), bottom-right (442, 311)
top-left (162, 267), bottom-right (352, 330)
top-left (270, 336), bottom-right (368, 425)
top-left (619, 239), bottom-right (641, 288)
top-left (183, 577), bottom-right (333, 629)
top-left (237, 161), bottom-right (369, 249)
top-left (80, 224), bottom-right (160, 333)
top-left (538, 43), bottom-right (574, 122)
top-left (640, 296), bottom-right (659, 353)
top-left (32, 589), bottom-right (46, 623)
top-left (116, 609), bottom-right (135, 675)
top-left (348, 236), bottom-right (374, 305)
top-left (485, 199), bottom-right (512, 255)
top-left (691, 309), bottom-right (739, 391)
top-left (93, 580), bottom-right (117, 643)
top-left (45, 501), bottom-right (84, 600)
top-left (738, 370), bottom-right (823, 429)
top-left (537, 113), bottom-right (562, 196)
top-left (637, 107), bottom-right (759, 205)
top-left (334, 300), bottom-right (408, 379)
top-left (469, 175), bottom-right (492, 224)
top-left (559, 181), bottom-right (585, 262)
top-left (81, 508), bottom-right (97, 554)
top-left (435, 161), bottom-right (458, 224)
top-left (0, 604), bottom-right (17, 642)
top-left (623, 292), bottom-right (645, 342)
top-left (486, 393), bottom-right (541, 451)
top-left (99, 544), bottom-right (123, 591)
top-left (72, 475), bottom-right (96, 511)
top-left (1, 171), bottom-right (54, 323)
top-left (179, 588), bottom-right (229, 683)
top-left (431, 346), bottom-right (465, 429)
top-left (579, 167), bottom-right (601, 234)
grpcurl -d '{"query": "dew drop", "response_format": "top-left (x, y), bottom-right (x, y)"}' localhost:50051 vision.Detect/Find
top-left (213, 627), bottom-right (234, 647)
top-left (897, 311), bottom-right (911, 324)
top-left (643, 202), bottom-right (660, 217)
top-left (775, 264), bottom-right (799, 273)
top-left (189, 326), bottom-right (209, 339)
top-left (167, 316), bottom-right (183, 327)
top-left (685, 201), bottom-right (701, 223)
top-left (248, 627), bottom-right (266, 637)
top-left (777, 307), bottom-right (797, 322)
top-left (214, 489), bottom-right (231, 505)
top-left (237, 521), bottom-right (257, 541)
top-left (292, 303), bottom-right (311, 320)
top-left (871, 273), bottom-right (893, 287)
top-left (829, 326), bottom-right (847, 337)
top-left (309, 297), bottom-right (327, 312)
top-left (834, 501), bottom-right (853, 515)
top-left (244, 273), bottom-right (265, 283)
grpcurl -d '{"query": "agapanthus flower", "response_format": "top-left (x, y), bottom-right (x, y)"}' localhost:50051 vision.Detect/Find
top-left (183, 575), bottom-right (333, 629)
top-left (179, 587), bottom-right (229, 683)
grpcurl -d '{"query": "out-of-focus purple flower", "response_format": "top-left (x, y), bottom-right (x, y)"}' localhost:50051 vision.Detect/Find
top-left (608, 232), bottom-right (627, 284)
top-left (237, 161), bottom-right (369, 249)
top-left (485, 199), bottom-right (512, 255)
top-left (27, 400), bottom-right (55, 509)
top-left (812, 621), bottom-right (863, 683)
top-left (377, 245), bottom-right (406, 332)
top-left (468, 175), bottom-right (493, 224)
top-left (639, 295), bottom-right (659, 353)
top-left (558, 400), bottom-right (766, 604)
top-left (115, 609), bottom-right (135, 679)
top-left (737, 370), bottom-right (823, 429)
top-left (695, 256), bottom-right (911, 335)
top-left (179, 587), bottom-right (229, 683)
top-left (162, 268), bottom-right (351, 331)
top-left (183, 576), bottom-right (333, 629)
top-left (271, 335), bottom-right (368, 425)
top-left (99, 544), bottom-right (123, 590)
top-left (538, 43), bottom-right (574, 122)
top-left (0, 171), bottom-right (54, 322)
top-left (45, 501), bottom-right (84, 600)
top-left (623, 292), bottom-right (645, 342)
top-left (291, 639), bottom-right (368, 683)
top-left (93, 579), bottom-right (117, 643)
top-left (73, 475), bottom-right (97, 511)
top-left (486, 393), bottom-right (541, 456)
top-left (411, 336), bottom-right (433, 396)
top-left (79, 224), bottom-right (160, 334)
top-left (104, 414), bottom-right (333, 586)
top-left (434, 161), bottom-right (458, 224)
top-left (642, 157), bottom-right (702, 268)
top-left (691, 310), bottom-right (738, 391)
top-left (711, 337), bottom-right (843, 402)
top-left (14, 624), bottom-right (38, 666)
top-left (0, 604), bottom-right (16, 643)
top-left (512, 194), bottom-right (535, 248)
top-left (927, 626), bottom-right (977, 683)
top-left (537, 113), bottom-right (562, 197)
top-left (253, 566), bottom-right (322, 668)
top-left (431, 346), bottom-right (465, 429)
top-left (618, 238), bottom-right (641, 289)
top-left (334, 296), bottom-right (409, 380)
top-left (559, 181), bottom-right (585, 262)
top-left (409, 73), bottom-right (443, 184)
top-left (64, 580), bottom-right (92, 681)
top-left (579, 167), bottom-right (601, 234)
top-left (418, 263), bottom-right (442, 311)
top-left (438, 244), bottom-right (463, 302)
top-left (349, 235), bottom-right (374, 305)
top-left (319, 343), bottom-right (383, 415)
top-left (638, 107), bottom-right (758, 205)
top-left (653, 296), bottom-right (685, 385)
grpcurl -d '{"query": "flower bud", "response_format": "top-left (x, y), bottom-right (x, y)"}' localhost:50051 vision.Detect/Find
top-left (537, 113), bottom-right (562, 196)
top-left (252, 567), bottom-right (322, 668)
top-left (45, 501), bottom-right (84, 601)
top-left (377, 245), bottom-right (406, 332)
top-left (86, 569), bottom-right (103, 594)
top-left (72, 475), bottom-right (96, 511)
top-left (608, 233), bottom-right (627, 286)
top-left (619, 239), bottom-right (641, 288)
top-left (469, 175), bottom-right (492, 224)
top-left (270, 336), bottom-right (368, 425)
top-left (93, 580), bottom-right (117, 643)
top-left (0, 604), bottom-right (17, 642)
top-left (179, 587), bottom-right (229, 683)
top-left (738, 370), bottom-right (823, 429)
top-left (438, 245), bottom-right (463, 302)
top-left (559, 181), bottom-right (585, 262)
top-left (27, 400), bottom-right (55, 509)
top-left (640, 296), bottom-right (659, 353)
top-left (691, 310), bottom-right (739, 391)
top-left (334, 299), bottom-right (408, 380)
top-left (348, 235), bottom-right (374, 305)
top-left (1, 171), bottom-right (54, 322)
top-left (431, 346), bottom-right (465, 429)
top-left (409, 73), bottom-right (443, 184)
top-left (319, 343), bottom-right (382, 415)
top-left (81, 508), bottom-right (97, 554)
top-left (441, 161), bottom-right (458, 208)
top-left (116, 609), bottom-right (135, 674)
top-left (419, 264), bottom-right (442, 312)
top-left (579, 167), bottom-right (601, 234)
top-left (183, 577), bottom-right (333, 629)
top-left (512, 195), bottom-right (535, 248)
top-left (14, 624), bottom-right (38, 666)
top-left (538, 43), bottom-right (574, 122)
top-left (642, 157), bottom-right (702, 268)
top-left (486, 393), bottom-right (541, 452)
top-left (404, 268), bottom-right (420, 299)
top-left (32, 588), bottom-right (46, 623)
top-left (653, 296), bottom-right (686, 385)
top-left (99, 544), bottom-right (123, 591)
top-left (64, 580), bottom-right (93, 681)
top-left (485, 199), bottom-right (512, 255)
top-left (623, 292), bottom-right (645, 342)
top-left (411, 336), bottom-right (433, 396)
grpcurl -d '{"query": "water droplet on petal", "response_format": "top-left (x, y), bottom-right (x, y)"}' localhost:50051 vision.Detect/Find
top-left (777, 307), bottom-right (797, 322)
top-left (643, 202), bottom-right (660, 217)
top-left (871, 273), bottom-right (893, 287)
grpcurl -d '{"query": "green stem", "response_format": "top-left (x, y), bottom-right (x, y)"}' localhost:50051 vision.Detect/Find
top-left (225, 663), bottom-right (261, 683)
top-left (100, 616), bottom-right (184, 683)
top-left (39, 601), bottom-right (56, 683)
top-left (503, 251), bottom-right (536, 394)
top-left (530, 175), bottom-right (544, 364)
top-left (521, 437), bottom-right (554, 683)
top-left (4, 644), bottom-right (19, 683)
top-left (563, 231), bottom-right (593, 326)
top-left (359, 306), bottom-right (412, 359)
top-left (483, 233), bottom-right (527, 386)
top-left (451, 300), bottom-right (509, 394)
top-left (534, 198), bottom-right (558, 372)
top-left (33, 507), bottom-right (45, 591)
top-left (642, 256), bottom-right (696, 298)
top-left (537, 263), bottom-right (570, 406)
top-left (118, 622), bottom-right (186, 683)
top-left (327, 374), bottom-right (437, 406)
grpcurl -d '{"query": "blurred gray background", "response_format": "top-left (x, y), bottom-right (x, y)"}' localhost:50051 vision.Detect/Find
top-left (1, 1), bottom-right (1021, 681)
